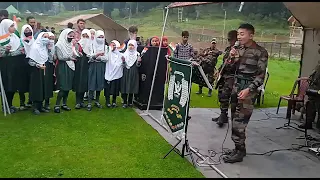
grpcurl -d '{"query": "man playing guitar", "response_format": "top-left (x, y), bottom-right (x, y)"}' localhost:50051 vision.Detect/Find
top-left (212, 30), bottom-right (238, 126)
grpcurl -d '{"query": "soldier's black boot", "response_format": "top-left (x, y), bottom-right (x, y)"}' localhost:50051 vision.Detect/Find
top-left (208, 89), bottom-right (212, 97)
top-left (224, 147), bottom-right (246, 157)
top-left (216, 112), bottom-right (228, 127)
top-left (196, 86), bottom-right (203, 94)
top-left (223, 146), bottom-right (246, 163)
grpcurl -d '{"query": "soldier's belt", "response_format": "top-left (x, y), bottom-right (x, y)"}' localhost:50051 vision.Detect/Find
top-left (235, 76), bottom-right (253, 90)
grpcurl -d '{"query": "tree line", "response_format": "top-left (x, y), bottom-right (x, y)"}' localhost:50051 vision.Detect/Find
top-left (0, 2), bottom-right (291, 23)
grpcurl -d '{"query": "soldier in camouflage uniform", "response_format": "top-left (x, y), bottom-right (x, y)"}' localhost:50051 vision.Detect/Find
top-left (298, 58), bottom-right (320, 130)
top-left (222, 23), bottom-right (269, 163)
top-left (196, 38), bottom-right (222, 97)
top-left (212, 30), bottom-right (238, 126)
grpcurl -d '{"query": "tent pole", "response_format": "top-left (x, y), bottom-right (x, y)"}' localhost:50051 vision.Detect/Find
top-left (145, 7), bottom-right (169, 113)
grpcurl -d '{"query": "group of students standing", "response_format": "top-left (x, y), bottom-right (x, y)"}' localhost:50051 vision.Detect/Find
top-left (0, 19), bottom-right (141, 115)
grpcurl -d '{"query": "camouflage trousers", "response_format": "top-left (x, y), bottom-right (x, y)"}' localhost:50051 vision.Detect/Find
top-left (305, 96), bottom-right (320, 128)
top-left (217, 76), bottom-right (235, 114)
top-left (230, 78), bottom-right (256, 150)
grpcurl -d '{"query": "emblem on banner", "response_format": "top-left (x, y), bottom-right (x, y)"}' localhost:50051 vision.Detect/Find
top-left (168, 71), bottom-right (189, 108)
top-left (141, 74), bottom-right (146, 81)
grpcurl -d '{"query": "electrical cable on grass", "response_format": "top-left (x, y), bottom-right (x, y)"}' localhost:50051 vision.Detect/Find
top-left (194, 111), bottom-right (320, 166)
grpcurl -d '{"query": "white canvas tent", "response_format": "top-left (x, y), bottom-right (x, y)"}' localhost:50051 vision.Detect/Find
top-left (284, 2), bottom-right (320, 77)
top-left (55, 13), bottom-right (128, 43)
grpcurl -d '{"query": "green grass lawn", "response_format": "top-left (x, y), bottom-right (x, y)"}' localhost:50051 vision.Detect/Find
top-left (0, 94), bottom-right (203, 178)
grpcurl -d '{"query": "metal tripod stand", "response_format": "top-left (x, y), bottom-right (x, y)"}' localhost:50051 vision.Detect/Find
top-left (163, 115), bottom-right (195, 166)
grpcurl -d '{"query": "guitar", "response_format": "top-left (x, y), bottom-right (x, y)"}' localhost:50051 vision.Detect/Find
top-left (214, 41), bottom-right (240, 89)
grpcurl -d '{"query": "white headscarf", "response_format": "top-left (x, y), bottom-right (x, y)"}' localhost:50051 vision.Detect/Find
top-left (123, 39), bottom-right (139, 69)
top-left (93, 30), bottom-right (105, 54)
top-left (105, 40), bottom-right (123, 81)
top-left (90, 29), bottom-right (97, 51)
top-left (29, 32), bottom-right (49, 65)
top-left (0, 19), bottom-right (21, 52)
top-left (48, 32), bottom-right (55, 60)
top-left (20, 24), bottom-right (34, 58)
top-left (78, 29), bottom-right (91, 55)
top-left (55, 28), bottom-right (75, 71)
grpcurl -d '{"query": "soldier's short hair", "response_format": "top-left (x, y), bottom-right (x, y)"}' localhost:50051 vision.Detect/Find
top-left (238, 23), bottom-right (255, 34)
top-left (227, 30), bottom-right (237, 41)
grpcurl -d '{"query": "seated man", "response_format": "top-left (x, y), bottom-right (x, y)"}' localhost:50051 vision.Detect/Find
top-left (299, 59), bottom-right (320, 130)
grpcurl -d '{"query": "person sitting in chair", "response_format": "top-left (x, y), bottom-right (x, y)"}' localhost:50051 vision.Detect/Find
top-left (298, 58), bottom-right (320, 130)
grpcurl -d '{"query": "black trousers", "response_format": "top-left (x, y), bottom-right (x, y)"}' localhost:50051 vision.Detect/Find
top-left (76, 92), bottom-right (85, 104)
top-left (55, 90), bottom-right (70, 106)
top-left (122, 93), bottom-right (134, 105)
top-left (19, 92), bottom-right (32, 106)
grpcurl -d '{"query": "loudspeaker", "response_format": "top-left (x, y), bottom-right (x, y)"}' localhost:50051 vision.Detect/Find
top-left (134, 46), bottom-right (168, 110)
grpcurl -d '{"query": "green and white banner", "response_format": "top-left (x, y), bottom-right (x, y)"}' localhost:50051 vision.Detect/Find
top-left (163, 57), bottom-right (192, 137)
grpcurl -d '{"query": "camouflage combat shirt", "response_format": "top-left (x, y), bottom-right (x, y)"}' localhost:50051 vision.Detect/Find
top-left (235, 41), bottom-right (269, 92)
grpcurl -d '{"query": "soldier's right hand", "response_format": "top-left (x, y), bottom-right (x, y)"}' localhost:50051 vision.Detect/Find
top-left (230, 47), bottom-right (239, 57)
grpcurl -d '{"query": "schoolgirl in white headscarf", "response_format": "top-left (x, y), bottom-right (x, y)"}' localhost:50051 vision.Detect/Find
top-left (89, 28), bottom-right (97, 52)
top-left (21, 24), bottom-right (34, 58)
top-left (0, 19), bottom-right (25, 113)
top-left (18, 24), bottom-right (35, 110)
top-left (87, 30), bottom-right (107, 111)
top-left (120, 39), bottom-right (142, 108)
top-left (39, 31), bottom-right (56, 111)
top-left (104, 40), bottom-right (124, 108)
top-left (74, 29), bottom-right (92, 109)
top-left (28, 32), bottom-right (51, 115)
top-left (54, 28), bottom-right (76, 113)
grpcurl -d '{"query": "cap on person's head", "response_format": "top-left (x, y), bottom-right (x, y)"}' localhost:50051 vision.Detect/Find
top-left (211, 38), bottom-right (217, 44)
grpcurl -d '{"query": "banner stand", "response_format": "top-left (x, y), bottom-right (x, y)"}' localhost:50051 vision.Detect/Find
top-left (0, 70), bottom-right (10, 116)
top-left (160, 57), bottom-right (195, 167)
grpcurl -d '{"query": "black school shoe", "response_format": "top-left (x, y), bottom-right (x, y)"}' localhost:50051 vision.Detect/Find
top-left (54, 106), bottom-right (60, 113)
top-left (61, 105), bottom-right (71, 111)
top-left (44, 105), bottom-right (51, 111)
top-left (95, 102), bottom-right (102, 108)
top-left (75, 104), bottom-right (81, 109)
top-left (33, 109), bottom-right (40, 115)
top-left (19, 104), bottom-right (27, 111)
top-left (39, 108), bottom-right (50, 113)
top-left (25, 103), bottom-right (33, 108)
top-left (87, 104), bottom-right (92, 111)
